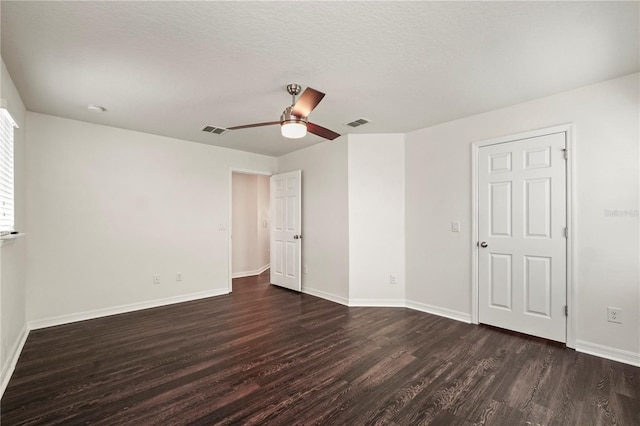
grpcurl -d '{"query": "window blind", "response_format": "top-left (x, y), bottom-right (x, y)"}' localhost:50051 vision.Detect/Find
top-left (0, 108), bottom-right (18, 233)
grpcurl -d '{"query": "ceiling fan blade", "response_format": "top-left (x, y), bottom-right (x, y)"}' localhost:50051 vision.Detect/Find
top-left (227, 121), bottom-right (279, 130)
top-left (307, 122), bottom-right (341, 140)
top-left (292, 87), bottom-right (325, 117)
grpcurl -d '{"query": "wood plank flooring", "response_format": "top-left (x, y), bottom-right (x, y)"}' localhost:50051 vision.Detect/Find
top-left (2, 271), bottom-right (639, 425)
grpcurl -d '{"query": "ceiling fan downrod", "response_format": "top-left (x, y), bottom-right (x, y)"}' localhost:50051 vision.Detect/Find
top-left (286, 84), bottom-right (302, 107)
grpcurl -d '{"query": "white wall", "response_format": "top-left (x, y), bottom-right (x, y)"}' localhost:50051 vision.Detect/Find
top-left (405, 73), bottom-right (640, 362)
top-left (25, 113), bottom-right (276, 326)
top-left (256, 174), bottom-right (270, 268)
top-left (0, 59), bottom-right (27, 392)
top-left (231, 172), bottom-right (269, 277)
top-left (348, 134), bottom-right (405, 305)
top-left (232, 173), bottom-right (258, 275)
top-left (278, 138), bottom-right (350, 304)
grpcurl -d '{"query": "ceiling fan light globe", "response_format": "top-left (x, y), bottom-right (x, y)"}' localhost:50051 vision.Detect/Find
top-left (281, 121), bottom-right (307, 139)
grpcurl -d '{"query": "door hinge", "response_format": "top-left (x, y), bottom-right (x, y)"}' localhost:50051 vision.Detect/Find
top-left (563, 227), bottom-right (568, 238)
top-left (564, 305), bottom-right (568, 316)
top-left (562, 148), bottom-right (569, 160)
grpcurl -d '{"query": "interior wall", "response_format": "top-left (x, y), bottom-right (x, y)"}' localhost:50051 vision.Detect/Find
top-left (277, 137), bottom-right (350, 304)
top-left (348, 134), bottom-right (405, 305)
top-left (0, 59), bottom-right (27, 388)
top-left (405, 73), bottom-right (640, 360)
top-left (25, 113), bottom-right (276, 325)
top-left (231, 173), bottom-right (270, 277)
top-left (232, 173), bottom-right (258, 275)
top-left (256, 175), bottom-right (270, 269)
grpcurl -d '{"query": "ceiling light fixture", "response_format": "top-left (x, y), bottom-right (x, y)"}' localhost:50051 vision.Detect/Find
top-left (87, 104), bottom-right (107, 112)
top-left (280, 106), bottom-right (307, 139)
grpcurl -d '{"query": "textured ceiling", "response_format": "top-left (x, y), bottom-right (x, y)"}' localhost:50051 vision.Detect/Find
top-left (1, 1), bottom-right (638, 156)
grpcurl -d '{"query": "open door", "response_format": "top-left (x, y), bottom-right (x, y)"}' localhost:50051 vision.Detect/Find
top-left (270, 170), bottom-right (302, 291)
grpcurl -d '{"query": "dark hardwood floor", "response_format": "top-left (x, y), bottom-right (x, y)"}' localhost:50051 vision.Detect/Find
top-left (2, 271), bottom-right (639, 425)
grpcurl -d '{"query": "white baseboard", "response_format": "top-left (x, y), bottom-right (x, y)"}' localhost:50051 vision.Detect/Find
top-left (405, 299), bottom-right (472, 324)
top-left (302, 286), bottom-right (349, 306)
top-left (349, 299), bottom-right (406, 308)
top-left (575, 340), bottom-right (640, 367)
top-left (301, 290), bottom-right (472, 323)
top-left (28, 288), bottom-right (229, 330)
top-left (232, 264), bottom-right (270, 279)
top-left (1, 325), bottom-right (29, 399)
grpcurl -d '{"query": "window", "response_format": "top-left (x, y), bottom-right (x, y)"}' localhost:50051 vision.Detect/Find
top-left (0, 107), bottom-right (18, 233)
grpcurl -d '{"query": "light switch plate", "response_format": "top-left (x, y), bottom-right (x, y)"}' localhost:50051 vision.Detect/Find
top-left (451, 221), bottom-right (460, 232)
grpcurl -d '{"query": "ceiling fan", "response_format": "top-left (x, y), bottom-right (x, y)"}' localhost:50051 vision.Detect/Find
top-left (227, 84), bottom-right (341, 140)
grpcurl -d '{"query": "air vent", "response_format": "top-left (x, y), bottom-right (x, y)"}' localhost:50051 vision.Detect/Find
top-left (201, 125), bottom-right (229, 135)
top-left (344, 118), bottom-right (371, 128)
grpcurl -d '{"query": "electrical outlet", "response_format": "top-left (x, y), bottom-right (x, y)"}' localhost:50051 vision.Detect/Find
top-left (153, 274), bottom-right (160, 285)
top-left (607, 307), bottom-right (622, 323)
top-left (176, 272), bottom-right (182, 282)
top-left (390, 274), bottom-right (397, 285)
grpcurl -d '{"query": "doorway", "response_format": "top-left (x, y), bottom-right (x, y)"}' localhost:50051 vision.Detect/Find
top-left (229, 170), bottom-right (271, 292)
top-left (472, 125), bottom-right (575, 345)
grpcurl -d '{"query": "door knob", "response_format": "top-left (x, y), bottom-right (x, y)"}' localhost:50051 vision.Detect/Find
top-left (480, 241), bottom-right (488, 248)
top-left (293, 235), bottom-right (302, 240)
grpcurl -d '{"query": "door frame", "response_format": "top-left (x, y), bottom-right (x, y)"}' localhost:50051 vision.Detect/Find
top-left (228, 168), bottom-right (273, 293)
top-left (471, 124), bottom-right (576, 348)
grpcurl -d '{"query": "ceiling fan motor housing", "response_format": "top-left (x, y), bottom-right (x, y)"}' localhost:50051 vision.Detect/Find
top-left (280, 106), bottom-right (307, 126)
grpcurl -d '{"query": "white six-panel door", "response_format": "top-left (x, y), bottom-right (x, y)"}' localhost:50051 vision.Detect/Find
top-left (270, 170), bottom-right (302, 292)
top-left (478, 132), bottom-right (567, 342)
